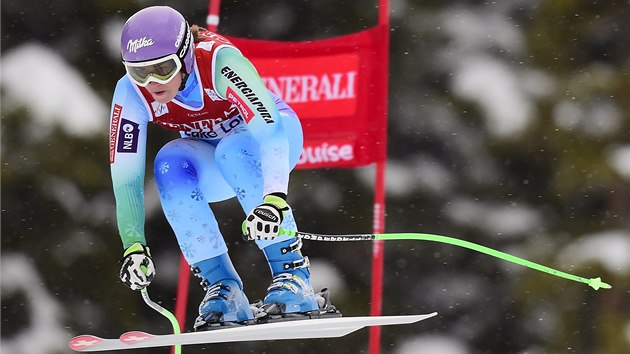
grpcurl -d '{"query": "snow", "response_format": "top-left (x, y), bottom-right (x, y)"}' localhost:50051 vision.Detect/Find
top-left (437, 6), bottom-right (550, 138)
top-left (355, 157), bottom-right (455, 199)
top-left (384, 162), bottom-right (419, 197)
top-left (420, 274), bottom-right (485, 312)
top-left (609, 145), bottom-right (630, 181)
top-left (310, 259), bottom-right (347, 297)
top-left (1, 42), bottom-right (108, 138)
top-left (309, 179), bottom-right (345, 211)
top-left (394, 334), bottom-right (469, 354)
top-left (440, 6), bottom-right (524, 55)
top-left (445, 198), bottom-right (544, 238)
top-left (100, 17), bottom-right (126, 60)
top-left (43, 176), bottom-right (114, 225)
top-left (556, 230), bottom-right (630, 274)
top-left (553, 98), bottom-right (622, 137)
top-left (1, 254), bottom-right (69, 354)
top-left (452, 55), bottom-right (533, 138)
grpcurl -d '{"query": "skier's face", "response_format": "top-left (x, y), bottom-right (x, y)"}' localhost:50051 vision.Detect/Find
top-left (145, 72), bottom-right (183, 103)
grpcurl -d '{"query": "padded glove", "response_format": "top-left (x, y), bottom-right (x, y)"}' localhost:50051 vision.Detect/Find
top-left (243, 194), bottom-right (289, 241)
top-left (119, 243), bottom-right (156, 290)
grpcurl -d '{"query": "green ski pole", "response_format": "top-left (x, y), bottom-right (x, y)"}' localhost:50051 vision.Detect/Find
top-left (141, 288), bottom-right (182, 354)
top-left (279, 229), bottom-right (611, 291)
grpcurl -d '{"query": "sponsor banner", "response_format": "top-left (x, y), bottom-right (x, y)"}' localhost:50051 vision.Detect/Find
top-left (228, 25), bottom-right (388, 169)
top-left (297, 137), bottom-right (356, 169)
top-left (109, 104), bottom-right (122, 163)
top-left (255, 54), bottom-right (359, 119)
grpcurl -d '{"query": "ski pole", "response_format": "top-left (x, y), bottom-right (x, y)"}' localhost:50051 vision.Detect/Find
top-left (141, 288), bottom-right (182, 354)
top-left (279, 229), bottom-right (612, 291)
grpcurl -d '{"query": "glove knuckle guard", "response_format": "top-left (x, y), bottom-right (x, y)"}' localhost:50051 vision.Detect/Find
top-left (244, 198), bottom-right (288, 241)
top-left (120, 248), bottom-right (155, 290)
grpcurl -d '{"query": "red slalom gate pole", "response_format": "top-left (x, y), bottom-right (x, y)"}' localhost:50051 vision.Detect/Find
top-left (368, 1), bottom-right (389, 354)
top-left (369, 160), bottom-right (387, 354)
top-left (206, 0), bottom-right (221, 32)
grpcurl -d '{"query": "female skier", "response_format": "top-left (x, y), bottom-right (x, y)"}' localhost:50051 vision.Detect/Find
top-left (111, 6), bottom-right (319, 330)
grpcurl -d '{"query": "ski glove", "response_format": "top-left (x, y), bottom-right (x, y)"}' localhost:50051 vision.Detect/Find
top-left (119, 243), bottom-right (156, 290)
top-left (243, 194), bottom-right (289, 241)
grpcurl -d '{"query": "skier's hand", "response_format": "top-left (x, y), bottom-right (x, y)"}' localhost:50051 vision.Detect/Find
top-left (242, 194), bottom-right (289, 241)
top-left (119, 243), bottom-right (156, 290)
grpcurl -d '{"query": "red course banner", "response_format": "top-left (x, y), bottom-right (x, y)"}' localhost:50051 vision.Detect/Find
top-left (227, 25), bottom-right (388, 169)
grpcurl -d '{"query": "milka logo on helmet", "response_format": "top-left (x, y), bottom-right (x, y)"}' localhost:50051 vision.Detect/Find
top-left (175, 21), bottom-right (186, 48)
top-left (127, 37), bottom-right (155, 53)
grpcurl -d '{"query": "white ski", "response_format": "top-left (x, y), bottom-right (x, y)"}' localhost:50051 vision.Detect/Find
top-left (69, 313), bottom-right (437, 352)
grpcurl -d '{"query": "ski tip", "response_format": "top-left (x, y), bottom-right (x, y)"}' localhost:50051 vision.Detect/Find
top-left (119, 331), bottom-right (155, 345)
top-left (69, 334), bottom-right (105, 351)
top-left (416, 312), bottom-right (438, 322)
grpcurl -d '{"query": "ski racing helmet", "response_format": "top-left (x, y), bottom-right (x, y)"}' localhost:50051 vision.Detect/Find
top-left (121, 6), bottom-right (194, 86)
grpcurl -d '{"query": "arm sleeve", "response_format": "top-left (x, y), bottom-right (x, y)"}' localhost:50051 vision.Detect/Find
top-left (109, 78), bottom-right (150, 249)
top-left (213, 47), bottom-right (291, 196)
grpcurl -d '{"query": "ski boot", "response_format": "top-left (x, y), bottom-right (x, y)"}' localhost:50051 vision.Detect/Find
top-left (191, 253), bottom-right (255, 331)
top-left (256, 238), bottom-right (340, 322)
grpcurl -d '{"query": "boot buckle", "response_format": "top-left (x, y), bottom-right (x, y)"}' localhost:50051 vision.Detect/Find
top-left (280, 238), bottom-right (303, 254)
top-left (282, 256), bottom-right (310, 270)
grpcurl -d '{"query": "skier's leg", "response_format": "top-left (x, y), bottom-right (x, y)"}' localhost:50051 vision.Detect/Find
top-left (154, 138), bottom-right (233, 263)
top-left (154, 138), bottom-right (254, 328)
top-left (215, 113), bottom-right (318, 315)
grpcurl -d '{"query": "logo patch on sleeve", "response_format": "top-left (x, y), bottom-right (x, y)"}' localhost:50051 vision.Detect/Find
top-left (109, 104), bottom-right (122, 163)
top-left (117, 118), bottom-right (140, 154)
top-left (226, 86), bottom-right (255, 123)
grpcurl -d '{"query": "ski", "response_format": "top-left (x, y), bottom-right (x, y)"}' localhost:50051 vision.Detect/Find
top-left (69, 312), bottom-right (437, 352)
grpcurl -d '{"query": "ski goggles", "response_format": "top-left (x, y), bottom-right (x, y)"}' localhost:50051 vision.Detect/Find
top-left (123, 54), bottom-right (182, 87)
